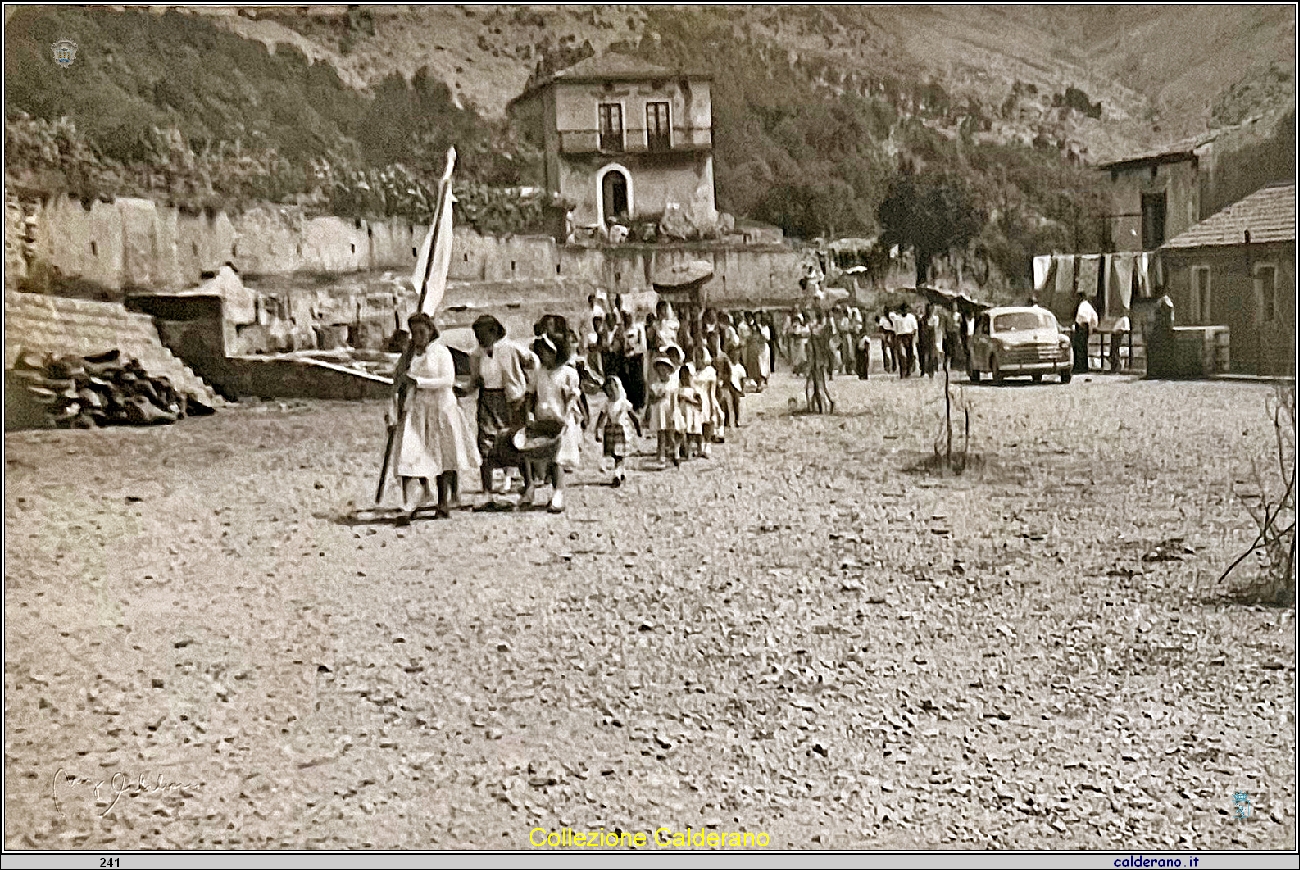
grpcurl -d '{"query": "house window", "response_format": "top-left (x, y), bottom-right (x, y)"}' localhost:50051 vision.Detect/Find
top-left (1191, 266), bottom-right (1210, 323)
top-left (646, 101), bottom-right (671, 151)
top-left (598, 103), bottom-right (624, 153)
top-left (1255, 264), bottom-right (1278, 323)
top-left (1141, 192), bottom-right (1166, 249)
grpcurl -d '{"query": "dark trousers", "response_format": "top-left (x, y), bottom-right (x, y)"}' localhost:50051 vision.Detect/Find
top-left (856, 340), bottom-right (870, 379)
top-left (1109, 331), bottom-right (1126, 372)
top-left (918, 330), bottom-right (933, 376)
top-left (1072, 325), bottom-right (1090, 373)
top-left (944, 329), bottom-right (961, 369)
top-left (881, 334), bottom-right (895, 372)
top-left (897, 335), bottom-right (915, 377)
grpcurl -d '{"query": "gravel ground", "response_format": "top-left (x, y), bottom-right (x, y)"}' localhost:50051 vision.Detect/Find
top-left (4, 367), bottom-right (1295, 851)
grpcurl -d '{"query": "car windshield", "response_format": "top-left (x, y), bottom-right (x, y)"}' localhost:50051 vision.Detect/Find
top-left (993, 311), bottom-right (1056, 332)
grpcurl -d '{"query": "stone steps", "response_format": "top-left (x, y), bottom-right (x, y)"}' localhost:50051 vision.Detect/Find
top-left (5, 291), bottom-right (222, 407)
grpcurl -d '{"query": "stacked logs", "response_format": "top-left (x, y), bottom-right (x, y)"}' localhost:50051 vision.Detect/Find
top-left (7, 349), bottom-right (216, 429)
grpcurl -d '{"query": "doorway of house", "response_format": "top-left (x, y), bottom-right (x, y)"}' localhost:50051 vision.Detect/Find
top-left (602, 170), bottom-right (629, 223)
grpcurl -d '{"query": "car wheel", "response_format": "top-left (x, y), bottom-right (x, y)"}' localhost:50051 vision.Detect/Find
top-left (1032, 373), bottom-right (1043, 383)
top-left (990, 355), bottom-right (1004, 384)
top-left (1060, 368), bottom-right (1073, 384)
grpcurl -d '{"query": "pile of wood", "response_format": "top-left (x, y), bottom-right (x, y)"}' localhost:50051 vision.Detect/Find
top-left (8, 349), bottom-right (216, 429)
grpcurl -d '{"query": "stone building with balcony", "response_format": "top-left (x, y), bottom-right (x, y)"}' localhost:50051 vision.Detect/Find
top-left (510, 54), bottom-right (717, 234)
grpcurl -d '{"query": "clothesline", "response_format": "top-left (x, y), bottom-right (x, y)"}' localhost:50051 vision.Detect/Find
top-left (1032, 252), bottom-right (1159, 324)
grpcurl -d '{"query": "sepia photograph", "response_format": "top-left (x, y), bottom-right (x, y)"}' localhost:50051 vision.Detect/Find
top-left (3, 3), bottom-right (1297, 864)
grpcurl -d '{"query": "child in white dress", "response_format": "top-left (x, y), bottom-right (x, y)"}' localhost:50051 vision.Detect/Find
top-left (594, 375), bottom-right (641, 487)
top-left (676, 364), bottom-right (704, 460)
top-left (644, 355), bottom-right (680, 467)
top-left (691, 346), bottom-right (719, 458)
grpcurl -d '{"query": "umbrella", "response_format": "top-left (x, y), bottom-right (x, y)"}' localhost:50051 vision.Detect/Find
top-left (652, 259), bottom-right (714, 290)
top-left (912, 285), bottom-right (993, 316)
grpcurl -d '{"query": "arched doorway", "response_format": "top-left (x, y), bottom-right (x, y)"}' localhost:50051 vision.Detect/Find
top-left (596, 164), bottom-right (633, 227)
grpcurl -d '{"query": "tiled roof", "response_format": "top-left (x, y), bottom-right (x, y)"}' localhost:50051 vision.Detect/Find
top-left (520, 53), bottom-right (709, 97)
top-left (551, 54), bottom-right (680, 81)
top-left (1163, 181), bottom-right (1296, 249)
top-left (1097, 134), bottom-right (1208, 170)
top-left (1097, 114), bottom-right (1279, 169)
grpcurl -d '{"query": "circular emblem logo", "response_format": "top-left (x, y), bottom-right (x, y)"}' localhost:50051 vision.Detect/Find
top-left (52, 39), bottom-right (78, 67)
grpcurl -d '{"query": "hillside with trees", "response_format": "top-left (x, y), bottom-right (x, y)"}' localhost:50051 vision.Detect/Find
top-left (4, 7), bottom-right (537, 220)
top-left (5, 5), bottom-right (1294, 292)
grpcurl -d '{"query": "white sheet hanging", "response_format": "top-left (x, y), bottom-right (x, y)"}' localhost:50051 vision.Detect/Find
top-left (1033, 255), bottom-right (1053, 293)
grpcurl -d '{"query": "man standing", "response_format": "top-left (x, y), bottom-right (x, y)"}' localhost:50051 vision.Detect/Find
top-left (877, 309), bottom-right (896, 373)
top-left (917, 304), bottom-right (934, 377)
top-left (923, 304), bottom-right (943, 378)
top-left (1073, 292), bottom-right (1099, 374)
top-left (894, 303), bottom-right (918, 378)
top-left (942, 305), bottom-right (960, 372)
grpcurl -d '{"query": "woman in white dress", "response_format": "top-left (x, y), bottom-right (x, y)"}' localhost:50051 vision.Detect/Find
top-left (390, 313), bottom-right (480, 522)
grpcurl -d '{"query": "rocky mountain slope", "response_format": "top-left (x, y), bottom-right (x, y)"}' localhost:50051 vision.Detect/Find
top-left (191, 4), bottom-right (1296, 163)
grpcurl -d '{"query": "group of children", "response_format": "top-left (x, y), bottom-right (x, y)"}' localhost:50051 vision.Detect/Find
top-left (455, 309), bottom-right (746, 516)
top-left (614, 342), bottom-right (728, 476)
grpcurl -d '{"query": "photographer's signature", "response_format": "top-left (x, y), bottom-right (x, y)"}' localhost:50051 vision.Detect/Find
top-left (53, 768), bottom-right (200, 817)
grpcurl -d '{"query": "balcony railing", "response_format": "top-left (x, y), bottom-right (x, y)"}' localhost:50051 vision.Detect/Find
top-left (559, 127), bottom-right (712, 155)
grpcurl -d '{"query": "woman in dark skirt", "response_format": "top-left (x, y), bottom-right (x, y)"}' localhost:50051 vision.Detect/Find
top-left (471, 314), bottom-right (532, 499)
top-left (621, 309), bottom-right (648, 410)
top-left (600, 310), bottom-right (623, 392)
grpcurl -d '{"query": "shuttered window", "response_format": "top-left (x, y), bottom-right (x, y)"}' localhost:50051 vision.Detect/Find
top-left (1191, 266), bottom-right (1210, 323)
top-left (1255, 264), bottom-right (1278, 323)
top-left (598, 103), bottom-right (624, 153)
top-left (646, 102), bottom-right (671, 151)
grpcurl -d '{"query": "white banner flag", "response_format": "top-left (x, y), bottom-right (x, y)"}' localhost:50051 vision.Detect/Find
top-left (411, 148), bottom-right (457, 316)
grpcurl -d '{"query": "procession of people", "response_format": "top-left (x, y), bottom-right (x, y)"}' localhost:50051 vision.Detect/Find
top-left (387, 299), bottom-right (763, 521)
top-left (383, 288), bottom-right (1036, 522)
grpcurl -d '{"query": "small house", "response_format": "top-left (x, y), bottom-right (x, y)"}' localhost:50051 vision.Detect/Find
top-left (1159, 180), bottom-right (1295, 376)
top-left (511, 54), bottom-right (717, 234)
top-left (1099, 145), bottom-right (1203, 252)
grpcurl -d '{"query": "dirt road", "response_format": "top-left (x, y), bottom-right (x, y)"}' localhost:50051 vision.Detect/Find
top-left (5, 369), bottom-right (1294, 850)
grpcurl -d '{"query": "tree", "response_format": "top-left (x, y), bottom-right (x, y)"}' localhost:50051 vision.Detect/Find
top-left (878, 172), bottom-right (986, 286)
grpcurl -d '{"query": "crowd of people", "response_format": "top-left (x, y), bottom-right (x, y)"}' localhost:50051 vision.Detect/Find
top-left (387, 298), bottom-right (778, 523)
top-left (385, 294), bottom-right (986, 523)
top-left (780, 301), bottom-right (971, 382)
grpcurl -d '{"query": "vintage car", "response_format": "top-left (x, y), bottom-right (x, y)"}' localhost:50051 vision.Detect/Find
top-left (968, 306), bottom-right (1073, 384)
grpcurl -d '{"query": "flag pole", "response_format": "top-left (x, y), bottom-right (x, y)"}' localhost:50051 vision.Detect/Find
top-left (375, 148), bottom-right (456, 506)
